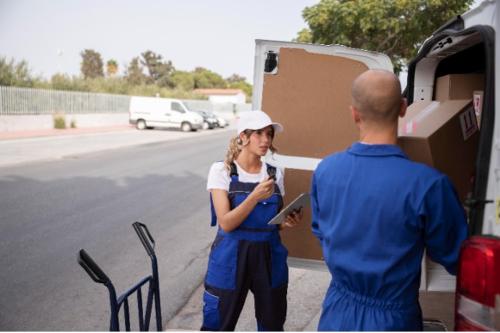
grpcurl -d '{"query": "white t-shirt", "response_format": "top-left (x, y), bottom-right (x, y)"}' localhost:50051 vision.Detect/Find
top-left (207, 161), bottom-right (285, 195)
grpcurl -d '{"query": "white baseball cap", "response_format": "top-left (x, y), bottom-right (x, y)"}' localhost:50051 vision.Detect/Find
top-left (237, 110), bottom-right (283, 135)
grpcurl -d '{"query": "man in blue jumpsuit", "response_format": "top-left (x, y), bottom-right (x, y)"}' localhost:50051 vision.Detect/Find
top-left (311, 69), bottom-right (468, 331)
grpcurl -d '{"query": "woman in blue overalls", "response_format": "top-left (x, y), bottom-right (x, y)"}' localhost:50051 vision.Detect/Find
top-left (202, 110), bottom-right (301, 331)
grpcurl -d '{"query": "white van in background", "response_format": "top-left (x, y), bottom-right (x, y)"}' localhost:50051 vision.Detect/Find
top-left (129, 96), bottom-right (204, 131)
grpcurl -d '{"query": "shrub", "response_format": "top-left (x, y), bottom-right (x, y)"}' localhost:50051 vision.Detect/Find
top-left (70, 119), bottom-right (77, 128)
top-left (53, 114), bottom-right (66, 129)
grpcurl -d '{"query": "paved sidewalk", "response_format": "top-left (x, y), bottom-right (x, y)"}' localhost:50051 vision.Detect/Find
top-left (0, 125), bottom-right (234, 168)
top-left (0, 124), bottom-right (134, 141)
top-left (166, 267), bottom-right (329, 331)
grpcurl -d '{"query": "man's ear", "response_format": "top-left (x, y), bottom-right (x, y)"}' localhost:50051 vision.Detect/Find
top-left (350, 105), bottom-right (361, 124)
top-left (399, 98), bottom-right (408, 118)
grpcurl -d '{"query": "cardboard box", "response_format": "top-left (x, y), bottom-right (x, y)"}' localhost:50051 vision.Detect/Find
top-left (398, 100), bottom-right (478, 202)
top-left (434, 74), bottom-right (484, 101)
top-left (398, 101), bottom-right (436, 136)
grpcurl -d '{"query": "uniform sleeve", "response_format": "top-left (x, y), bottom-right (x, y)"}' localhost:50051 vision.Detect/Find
top-left (421, 175), bottom-right (468, 275)
top-left (206, 162), bottom-right (230, 192)
top-left (311, 170), bottom-right (323, 242)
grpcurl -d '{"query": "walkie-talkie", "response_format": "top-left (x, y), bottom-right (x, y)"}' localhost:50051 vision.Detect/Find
top-left (268, 167), bottom-right (276, 181)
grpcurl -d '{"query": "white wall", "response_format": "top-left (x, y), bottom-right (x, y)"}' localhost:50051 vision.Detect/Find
top-left (0, 113), bottom-right (129, 132)
top-left (208, 93), bottom-right (246, 104)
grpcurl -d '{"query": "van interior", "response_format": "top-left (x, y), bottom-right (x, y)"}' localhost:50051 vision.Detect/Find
top-left (403, 26), bottom-right (493, 330)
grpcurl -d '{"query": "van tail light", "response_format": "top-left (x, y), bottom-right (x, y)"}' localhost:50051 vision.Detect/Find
top-left (455, 236), bottom-right (500, 331)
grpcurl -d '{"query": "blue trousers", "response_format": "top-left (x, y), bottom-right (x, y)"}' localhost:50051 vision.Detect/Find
top-left (201, 239), bottom-right (287, 331)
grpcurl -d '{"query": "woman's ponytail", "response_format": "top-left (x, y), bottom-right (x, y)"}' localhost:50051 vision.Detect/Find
top-left (224, 136), bottom-right (242, 172)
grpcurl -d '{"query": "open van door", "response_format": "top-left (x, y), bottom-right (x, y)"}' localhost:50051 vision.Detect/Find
top-left (252, 40), bottom-right (392, 269)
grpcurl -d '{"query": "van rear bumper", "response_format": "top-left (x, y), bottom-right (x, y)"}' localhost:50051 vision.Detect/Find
top-left (129, 119), bottom-right (137, 125)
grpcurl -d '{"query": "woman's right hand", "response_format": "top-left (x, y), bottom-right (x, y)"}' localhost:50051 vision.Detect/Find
top-left (249, 178), bottom-right (275, 202)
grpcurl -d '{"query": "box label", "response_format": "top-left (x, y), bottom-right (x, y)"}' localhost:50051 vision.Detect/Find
top-left (459, 107), bottom-right (478, 141)
top-left (473, 91), bottom-right (484, 116)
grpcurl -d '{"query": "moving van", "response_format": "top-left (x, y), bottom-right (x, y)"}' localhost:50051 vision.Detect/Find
top-left (252, 1), bottom-right (499, 330)
top-left (129, 96), bottom-right (203, 131)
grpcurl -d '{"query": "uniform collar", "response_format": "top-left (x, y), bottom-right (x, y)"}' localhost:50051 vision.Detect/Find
top-left (347, 142), bottom-right (408, 158)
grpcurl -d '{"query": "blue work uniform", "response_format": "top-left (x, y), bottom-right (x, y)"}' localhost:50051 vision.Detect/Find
top-left (311, 142), bottom-right (468, 331)
top-left (202, 163), bottom-right (288, 331)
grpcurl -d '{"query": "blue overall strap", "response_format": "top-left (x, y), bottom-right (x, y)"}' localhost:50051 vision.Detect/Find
top-left (209, 192), bottom-right (217, 227)
top-left (210, 162), bottom-right (239, 227)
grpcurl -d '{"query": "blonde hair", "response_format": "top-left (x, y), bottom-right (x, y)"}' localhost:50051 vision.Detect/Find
top-left (224, 129), bottom-right (277, 172)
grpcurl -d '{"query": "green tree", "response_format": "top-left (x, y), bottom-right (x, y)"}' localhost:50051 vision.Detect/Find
top-left (171, 70), bottom-right (195, 90)
top-left (50, 73), bottom-right (73, 90)
top-left (296, 0), bottom-right (473, 71)
top-left (140, 50), bottom-right (175, 88)
top-left (226, 74), bottom-right (246, 84)
top-left (106, 59), bottom-right (118, 77)
top-left (125, 57), bottom-right (147, 85)
top-left (193, 67), bottom-right (227, 89)
top-left (0, 57), bottom-right (36, 87)
top-left (226, 74), bottom-right (252, 101)
top-left (80, 49), bottom-right (104, 79)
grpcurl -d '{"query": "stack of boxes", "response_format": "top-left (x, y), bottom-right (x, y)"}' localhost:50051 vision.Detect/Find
top-left (398, 74), bottom-right (484, 203)
top-left (398, 73), bottom-right (484, 291)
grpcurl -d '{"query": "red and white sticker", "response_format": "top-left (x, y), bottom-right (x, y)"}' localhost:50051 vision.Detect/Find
top-left (473, 91), bottom-right (484, 116)
top-left (459, 107), bottom-right (478, 141)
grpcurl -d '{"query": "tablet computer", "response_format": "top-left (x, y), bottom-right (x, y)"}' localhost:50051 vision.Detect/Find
top-left (267, 192), bottom-right (310, 225)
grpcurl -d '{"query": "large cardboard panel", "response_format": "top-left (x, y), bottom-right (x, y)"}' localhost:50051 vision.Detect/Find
top-left (280, 169), bottom-right (322, 260)
top-left (398, 100), bottom-right (478, 202)
top-left (261, 47), bottom-right (368, 260)
top-left (434, 74), bottom-right (484, 101)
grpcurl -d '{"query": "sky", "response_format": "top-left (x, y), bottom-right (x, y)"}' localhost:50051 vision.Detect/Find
top-left (0, 0), bottom-right (318, 84)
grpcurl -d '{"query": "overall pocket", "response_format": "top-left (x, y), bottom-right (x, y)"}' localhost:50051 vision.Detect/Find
top-left (205, 235), bottom-right (238, 290)
top-left (202, 290), bottom-right (220, 330)
top-left (270, 238), bottom-right (289, 288)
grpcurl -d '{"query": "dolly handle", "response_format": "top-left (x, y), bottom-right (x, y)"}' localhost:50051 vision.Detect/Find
top-left (78, 249), bottom-right (110, 284)
top-left (132, 222), bottom-right (155, 257)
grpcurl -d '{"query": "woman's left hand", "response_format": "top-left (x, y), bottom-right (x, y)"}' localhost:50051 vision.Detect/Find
top-left (282, 208), bottom-right (303, 229)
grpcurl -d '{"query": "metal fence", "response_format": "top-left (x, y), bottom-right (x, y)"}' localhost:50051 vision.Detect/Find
top-left (0, 86), bottom-right (252, 116)
top-left (0, 86), bottom-right (130, 115)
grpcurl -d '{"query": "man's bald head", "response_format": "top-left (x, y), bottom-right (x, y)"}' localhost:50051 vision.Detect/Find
top-left (351, 69), bottom-right (403, 124)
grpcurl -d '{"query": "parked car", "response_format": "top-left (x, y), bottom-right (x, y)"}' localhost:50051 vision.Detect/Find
top-left (216, 116), bottom-right (229, 127)
top-left (192, 110), bottom-right (218, 129)
top-left (129, 96), bottom-right (203, 132)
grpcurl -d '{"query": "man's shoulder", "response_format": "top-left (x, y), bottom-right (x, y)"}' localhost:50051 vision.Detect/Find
top-left (401, 157), bottom-right (444, 179)
top-left (317, 150), bottom-right (348, 169)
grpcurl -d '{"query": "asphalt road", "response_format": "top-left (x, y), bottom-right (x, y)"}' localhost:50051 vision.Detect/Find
top-left (0, 130), bottom-right (232, 330)
top-left (1, 127), bottom-right (452, 331)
